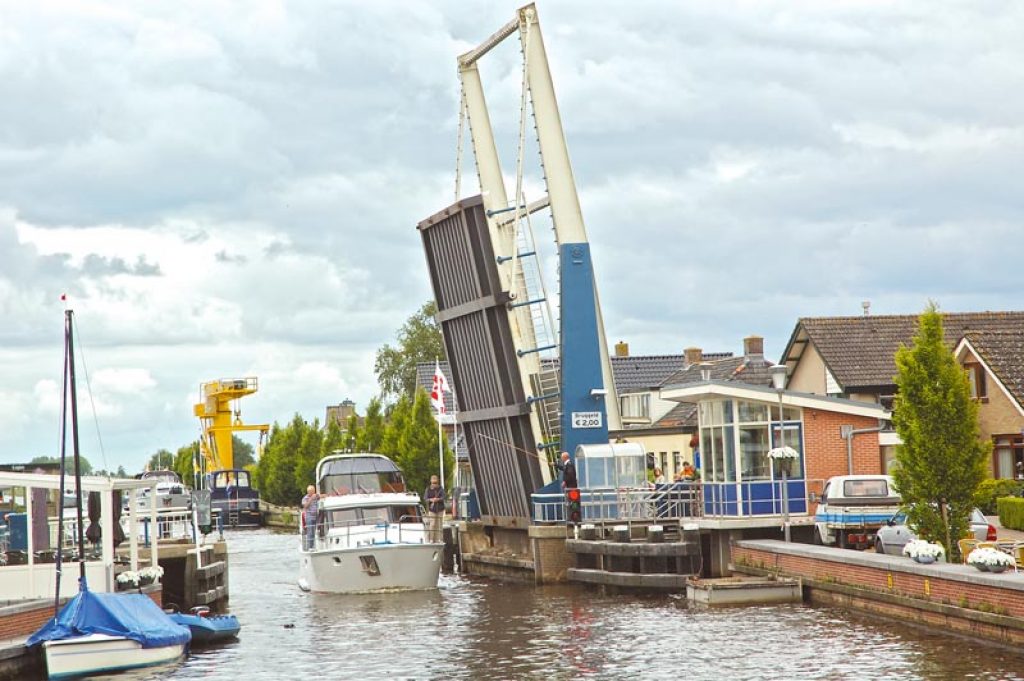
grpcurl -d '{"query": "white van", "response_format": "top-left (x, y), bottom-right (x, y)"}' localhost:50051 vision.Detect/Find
top-left (813, 474), bottom-right (901, 549)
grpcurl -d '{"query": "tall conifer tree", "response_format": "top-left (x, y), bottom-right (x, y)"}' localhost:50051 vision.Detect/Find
top-left (891, 304), bottom-right (989, 557)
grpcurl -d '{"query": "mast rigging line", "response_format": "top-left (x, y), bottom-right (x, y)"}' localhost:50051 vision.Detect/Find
top-left (470, 432), bottom-right (554, 465)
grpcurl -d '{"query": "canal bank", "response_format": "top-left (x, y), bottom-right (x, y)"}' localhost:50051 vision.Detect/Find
top-left (732, 539), bottom-right (1024, 646)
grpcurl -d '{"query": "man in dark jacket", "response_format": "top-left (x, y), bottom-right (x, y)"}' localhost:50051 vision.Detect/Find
top-left (424, 475), bottom-right (445, 543)
top-left (556, 451), bottom-right (577, 489)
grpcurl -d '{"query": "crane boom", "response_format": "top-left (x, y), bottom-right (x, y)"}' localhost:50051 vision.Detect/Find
top-left (193, 377), bottom-right (269, 476)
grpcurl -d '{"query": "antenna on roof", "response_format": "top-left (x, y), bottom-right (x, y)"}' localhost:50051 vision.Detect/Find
top-left (862, 300), bottom-right (871, 316)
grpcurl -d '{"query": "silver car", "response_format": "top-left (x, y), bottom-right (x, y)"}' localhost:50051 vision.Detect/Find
top-left (874, 507), bottom-right (996, 556)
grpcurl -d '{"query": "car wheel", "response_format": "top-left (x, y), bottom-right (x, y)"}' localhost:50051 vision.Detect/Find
top-left (875, 538), bottom-right (884, 555)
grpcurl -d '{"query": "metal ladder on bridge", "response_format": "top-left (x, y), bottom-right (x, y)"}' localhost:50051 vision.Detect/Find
top-left (505, 196), bottom-right (562, 455)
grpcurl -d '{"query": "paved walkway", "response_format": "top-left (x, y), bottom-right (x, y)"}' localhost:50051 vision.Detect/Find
top-left (988, 515), bottom-right (1024, 542)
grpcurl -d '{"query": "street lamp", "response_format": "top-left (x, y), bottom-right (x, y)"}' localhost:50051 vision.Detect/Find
top-left (770, 364), bottom-right (791, 542)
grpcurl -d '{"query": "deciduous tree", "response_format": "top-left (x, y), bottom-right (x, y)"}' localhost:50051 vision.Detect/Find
top-left (358, 398), bottom-right (386, 453)
top-left (396, 389), bottom-right (453, 498)
top-left (374, 301), bottom-right (446, 400)
top-left (891, 304), bottom-right (990, 558)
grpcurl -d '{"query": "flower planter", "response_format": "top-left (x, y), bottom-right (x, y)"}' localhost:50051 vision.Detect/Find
top-left (913, 555), bottom-right (936, 565)
top-left (989, 564), bottom-right (1009, 574)
top-left (973, 563), bottom-right (990, 572)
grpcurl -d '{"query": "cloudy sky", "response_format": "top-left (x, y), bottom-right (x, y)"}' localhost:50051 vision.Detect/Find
top-left (2, 1), bottom-right (1022, 473)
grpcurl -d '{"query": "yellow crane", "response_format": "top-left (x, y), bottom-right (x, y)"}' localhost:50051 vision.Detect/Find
top-left (193, 377), bottom-right (269, 475)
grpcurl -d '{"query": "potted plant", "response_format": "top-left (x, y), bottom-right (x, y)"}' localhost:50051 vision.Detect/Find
top-left (966, 547), bottom-right (1015, 573)
top-left (902, 539), bottom-right (945, 564)
top-left (116, 570), bottom-right (140, 591)
top-left (138, 565), bottom-right (164, 586)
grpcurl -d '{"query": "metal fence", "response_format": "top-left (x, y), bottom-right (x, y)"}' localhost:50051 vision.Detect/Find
top-left (532, 480), bottom-right (824, 526)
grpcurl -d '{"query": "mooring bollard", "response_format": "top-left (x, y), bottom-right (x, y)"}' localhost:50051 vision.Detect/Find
top-left (612, 525), bottom-right (631, 543)
top-left (578, 523), bottom-right (598, 540)
top-left (648, 525), bottom-right (664, 543)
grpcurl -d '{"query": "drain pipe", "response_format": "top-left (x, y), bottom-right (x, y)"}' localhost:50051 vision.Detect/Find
top-left (840, 421), bottom-right (887, 475)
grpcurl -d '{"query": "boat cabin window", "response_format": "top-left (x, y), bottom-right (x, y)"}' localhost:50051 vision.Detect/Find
top-left (209, 470), bottom-right (250, 489)
top-left (317, 456), bottom-right (405, 493)
top-left (323, 505), bottom-right (421, 528)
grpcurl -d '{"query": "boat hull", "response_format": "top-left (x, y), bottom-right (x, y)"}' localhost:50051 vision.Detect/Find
top-left (298, 542), bottom-right (443, 594)
top-left (168, 613), bottom-right (241, 644)
top-left (42, 633), bottom-right (185, 679)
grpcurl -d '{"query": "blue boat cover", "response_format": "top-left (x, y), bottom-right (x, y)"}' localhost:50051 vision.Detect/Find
top-left (28, 589), bottom-right (191, 649)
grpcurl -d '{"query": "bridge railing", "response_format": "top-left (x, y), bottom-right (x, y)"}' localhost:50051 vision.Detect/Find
top-left (532, 480), bottom-right (823, 526)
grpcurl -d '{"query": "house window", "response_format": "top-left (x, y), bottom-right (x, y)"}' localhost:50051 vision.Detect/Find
top-left (993, 435), bottom-right (1024, 479)
top-left (619, 393), bottom-right (651, 420)
top-left (966, 363), bottom-right (987, 401)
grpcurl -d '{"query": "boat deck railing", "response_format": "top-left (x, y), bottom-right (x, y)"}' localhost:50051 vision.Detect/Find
top-left (303, 514), bottom-right (426, 552)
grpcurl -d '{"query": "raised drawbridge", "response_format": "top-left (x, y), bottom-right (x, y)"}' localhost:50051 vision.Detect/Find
top-left (418, 3), bottom-right (619, 524)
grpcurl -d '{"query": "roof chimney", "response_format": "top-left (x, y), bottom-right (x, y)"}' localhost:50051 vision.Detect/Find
top-left (743, 335), bottom-right (764, 363)
top-left (684, 347), bottom-right (703, 367)
top-left (614, 340), bottom-right (629, 357)
top-left (862, 300), bottom-right (871, 315)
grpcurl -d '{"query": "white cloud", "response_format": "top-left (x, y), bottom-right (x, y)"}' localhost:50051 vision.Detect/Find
top-left (1, 0), bottom-right (1023, 471)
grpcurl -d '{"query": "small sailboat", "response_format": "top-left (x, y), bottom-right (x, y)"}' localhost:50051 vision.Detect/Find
top-left (28, 309), bottom-right (191, 678)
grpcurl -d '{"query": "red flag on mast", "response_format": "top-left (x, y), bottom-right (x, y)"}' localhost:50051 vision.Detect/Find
top-left (431, 362), bottom-right (450, 415)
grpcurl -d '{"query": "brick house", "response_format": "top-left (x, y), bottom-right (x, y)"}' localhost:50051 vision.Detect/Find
top-left (955, 329), bottom-right (1024, 479)
top-left (780, 311), bottom-right (1024, 475)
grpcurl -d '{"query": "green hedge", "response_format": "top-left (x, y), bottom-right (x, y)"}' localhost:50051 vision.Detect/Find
top-left (997, 496), bottom-right (1024, 531)
top-left (973, 479), bottom-right (1024, 514)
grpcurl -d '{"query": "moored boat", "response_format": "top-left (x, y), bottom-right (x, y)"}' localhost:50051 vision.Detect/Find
top-left (208, 468), bottom-right (262, 528)
top-left (27, 309), bottom-right (191, 679)
top-left (167, 606), bottom-right (241, 645)
top-left (297, 453), bottom-right (443, 594)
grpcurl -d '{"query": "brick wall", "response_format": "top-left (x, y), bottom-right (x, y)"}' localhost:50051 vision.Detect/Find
top-left (733, 544), bottom-right (1024, 617)
top-left (803, 408), bottom-right (881, 481)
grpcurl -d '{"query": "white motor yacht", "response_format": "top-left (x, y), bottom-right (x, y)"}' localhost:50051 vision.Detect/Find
top-left (297, 453), bottom-right (443, 594)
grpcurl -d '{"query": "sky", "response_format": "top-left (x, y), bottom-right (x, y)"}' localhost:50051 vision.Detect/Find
top-left (2, 1), bottom-right (1022, 473)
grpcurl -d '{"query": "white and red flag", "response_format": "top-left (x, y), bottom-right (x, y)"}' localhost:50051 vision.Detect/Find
top-left (431, 361), bottom-right (450, 415)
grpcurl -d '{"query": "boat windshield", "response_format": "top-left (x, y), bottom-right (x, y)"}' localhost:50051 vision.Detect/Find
top-left (318, 456), bottom-right (406, 495)
top-left (324, 505), bottom-right (422, 528)
top-left (210, 470), bottom-right (251, 489)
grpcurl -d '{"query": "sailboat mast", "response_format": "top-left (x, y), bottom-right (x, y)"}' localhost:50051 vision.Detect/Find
top-left (54, 315), bottom-right (72, 616)
top-left (66, 310), bottom-right (87, 583)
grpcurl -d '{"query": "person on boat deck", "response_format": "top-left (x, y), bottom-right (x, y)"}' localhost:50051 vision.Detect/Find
top-left (555, 451), bottom-right (578, 490)
top-left (424, 476), bottom-right (445, 544)
top-left (301, 485), bottom-right (320, 550)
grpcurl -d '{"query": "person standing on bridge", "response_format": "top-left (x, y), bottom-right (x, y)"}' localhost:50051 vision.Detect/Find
top-left (424, 475), bottom-right (446, 543)
top-left (557, 451), bottom-right (578, 490)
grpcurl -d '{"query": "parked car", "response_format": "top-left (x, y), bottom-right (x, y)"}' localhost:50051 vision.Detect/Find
top-left (874, 507), bottom-right (997, 556)
top-left (813, 475), bottom-right (902, 549)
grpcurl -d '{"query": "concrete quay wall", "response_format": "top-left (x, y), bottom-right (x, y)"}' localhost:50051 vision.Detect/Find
top-left (733, 539), bottom-right (1024, 646)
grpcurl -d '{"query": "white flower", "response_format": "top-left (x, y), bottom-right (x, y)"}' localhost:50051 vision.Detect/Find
top-left (966, 547), bottom-right (1015, 568)
top-left (902, 539), bottom-right (945, 560)
top-left (116, 570), bottom-right (140, 585)
top-left (139, 565), bottom-right (164, 580)
top-left (766, 446), bottom-right (799, 460)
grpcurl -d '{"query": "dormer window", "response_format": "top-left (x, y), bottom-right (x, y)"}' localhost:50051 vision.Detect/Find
top-left (965, 363), bottom-right (987, 401)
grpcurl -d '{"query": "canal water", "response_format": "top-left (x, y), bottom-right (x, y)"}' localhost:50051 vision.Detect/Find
top-left (79, 529), bottom-right (1024, 680)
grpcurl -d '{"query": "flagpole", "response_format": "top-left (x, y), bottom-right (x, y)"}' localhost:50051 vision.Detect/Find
top-left (438, 412), bottom-right (445, 489)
